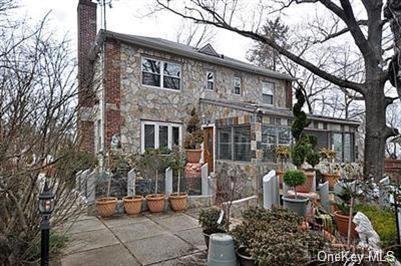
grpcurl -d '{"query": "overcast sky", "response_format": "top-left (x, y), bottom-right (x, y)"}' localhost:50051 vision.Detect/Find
top-left (17, 0), bottom-right (263, 62)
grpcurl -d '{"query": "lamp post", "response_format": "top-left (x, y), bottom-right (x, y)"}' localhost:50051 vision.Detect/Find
top-left (38, 181), bottom-right (55, 266)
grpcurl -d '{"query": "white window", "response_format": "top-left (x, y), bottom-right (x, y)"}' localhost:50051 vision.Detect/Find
top-left (262, 81), bottom-right (274, 105)
top-left (141, 57), bottom-right (181, 90)
top-left (233, 76), bottom-right (241, 95)
top-left (141, 121), bottom-right (182, 153)
top-left (206, 71), bottom-right (214, 90)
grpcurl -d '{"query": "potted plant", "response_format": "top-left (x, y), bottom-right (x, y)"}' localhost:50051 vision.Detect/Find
top-left (282, 170), bottom-right (309, 216)
top-left (333, 182), bottom-right (358, 238)
top-left (137, 149), bottom-right (167, 213)
top-left (198, 207), bottom-right (226, 248)
top-left (96, 151), bottom-right (118, 218)
top-left (275, 145), bottom-right (289, 187)
top-left (320, 148), bottom-right (340, 189)
top-left (184, 107), bottom-right (203, 163)
top-left (168, 147), bottom-right (188, 211)
top-left (123, 195), bottom-right (143, 215)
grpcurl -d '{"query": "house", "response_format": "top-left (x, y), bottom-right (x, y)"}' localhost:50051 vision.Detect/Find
top-left (77, 0), bottom-right (359, 197)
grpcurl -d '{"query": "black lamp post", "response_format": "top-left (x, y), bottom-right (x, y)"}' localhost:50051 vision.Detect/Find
top-left (38, 181), bottom-right (55, 266)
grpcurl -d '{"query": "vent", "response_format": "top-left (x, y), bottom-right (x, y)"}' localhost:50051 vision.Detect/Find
top-left (198, 43), bottom-right (220, 57)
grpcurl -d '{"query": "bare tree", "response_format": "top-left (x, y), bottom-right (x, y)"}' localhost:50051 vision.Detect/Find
top-left (156, 0), bottom-right (399, 179)
top-left (175, 18), bottom-right (216, 48)
top-left (0, 9), bottom-right (97, 265)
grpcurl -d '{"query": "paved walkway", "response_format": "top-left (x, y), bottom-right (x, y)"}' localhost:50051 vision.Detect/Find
top-left (60, 209), bottom-right (207, 266)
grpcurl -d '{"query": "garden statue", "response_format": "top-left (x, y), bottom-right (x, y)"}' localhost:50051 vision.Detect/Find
top-left (110, 134), bottom-right (121, 150)
top-left (353, 212), bottom-right (380, 250)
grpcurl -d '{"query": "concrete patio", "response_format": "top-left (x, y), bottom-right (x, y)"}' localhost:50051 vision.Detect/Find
top-left (60, 209), bottom-right (207, 266)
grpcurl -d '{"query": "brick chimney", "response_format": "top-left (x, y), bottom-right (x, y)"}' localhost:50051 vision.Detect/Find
top-left (77, 0), bottom-right (97, 152)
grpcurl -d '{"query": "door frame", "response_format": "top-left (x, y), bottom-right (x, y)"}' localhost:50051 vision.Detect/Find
top-left (202, 124), bottom-right (215, 173)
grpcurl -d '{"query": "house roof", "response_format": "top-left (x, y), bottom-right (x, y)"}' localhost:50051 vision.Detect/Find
top-left (97, 30), bottom-right (296, 81)
top-left (200, 98), bottom-right (360, 126)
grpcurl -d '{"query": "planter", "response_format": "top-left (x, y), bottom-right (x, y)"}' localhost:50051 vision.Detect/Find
top-left (236, 247), bottom-right (255, 266)
top-left (282, 195), bottom-right (309, 216)
top-left (296, 171), bottom-right (314, 193)
top-left (203, 229), bottom-right (226, 249)
top-left (186, 149), bottom-right (202, 163)
top-left (96, 197), bottom-right (118, 218)
top-left (123, 195), bottom-right (143, 215)
top-left (324, 173), bottom-right (340, 190)
top-left (145, 194), bottom-right (165, 213)
top-left (333, 211), bottom-right (358, 239)
top-left (169, 192), bottom-right (188, 212)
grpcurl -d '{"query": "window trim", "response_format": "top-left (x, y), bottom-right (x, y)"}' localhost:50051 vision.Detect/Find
top-left (233, 75), bottom-right (242, 95)
top-left (262, 81), bottom-right (275, 106)
top-left (141, 121), bottom-right (182, 153)
top-left (141, 56), bottom-right (182, 91)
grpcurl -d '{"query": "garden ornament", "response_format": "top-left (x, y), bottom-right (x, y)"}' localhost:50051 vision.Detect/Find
top-left (353, 212), bottom-right (380, 250)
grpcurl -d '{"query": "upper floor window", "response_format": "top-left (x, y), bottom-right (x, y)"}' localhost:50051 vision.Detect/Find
top-left (141, 57), bottom-right (181, 90)
top-left (206, 71), bottom-right (214, 90)
top-left (233, 76), bottom-right (241, 95)
top-left (262, 81), bottom-right (274, 105)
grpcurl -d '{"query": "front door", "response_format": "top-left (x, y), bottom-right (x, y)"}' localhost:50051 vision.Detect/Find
top-left (203, 127), bottom-right (214, 173)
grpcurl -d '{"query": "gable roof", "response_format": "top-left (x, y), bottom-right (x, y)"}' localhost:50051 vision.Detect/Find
top-left (198, 43), bottom-right (220, 57)
top-left (96, 30), bottom-right (296, 81)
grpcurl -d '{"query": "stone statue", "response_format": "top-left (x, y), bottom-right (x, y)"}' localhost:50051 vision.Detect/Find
top-left (353, 212), bottom-right (380, 250)
top-left (110, 134), bottom-right (121, 150)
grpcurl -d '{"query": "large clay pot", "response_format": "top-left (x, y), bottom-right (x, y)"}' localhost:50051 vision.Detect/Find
top-left (236, 247), bottom-right (255, 266)
top-left (333, 211), bottom-right (358, 238)
top-left (96, 197), bottom-right (118, 218)
top-left (282, 195), bottom-right (309, 216)
top-left (296, 171), bottom-right (315, 193)
top-left (186, 149), bottom-right (202, 163)
top-left (169, 192), bottom-right (188, 212)
top-left (123, 195), bottom-right (143, 215)
top-left (145, 194), bottom-right (165, 213)
top-left (324, 173), bottom-right (340, 190)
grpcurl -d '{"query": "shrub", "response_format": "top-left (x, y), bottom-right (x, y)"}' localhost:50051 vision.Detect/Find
top-left (198, 207), bottom-right (226, 234)
top-left (283, 170), bottom-right (306, 188)
top-left (184, 108), bottom-right (203, 149)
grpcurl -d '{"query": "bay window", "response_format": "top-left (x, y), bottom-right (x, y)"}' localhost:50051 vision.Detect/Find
top-left (217, 126), bottom-right (251, 161)
top-left (141, 121), bottom-right (182, 152)
top-left (261, 125), bottom-right (291, 161)
top-left (141, 57), bottom-right (181, 90)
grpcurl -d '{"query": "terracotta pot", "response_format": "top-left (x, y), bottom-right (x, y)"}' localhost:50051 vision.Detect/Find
top-left (186, 149), bottom-right (202, 163)
top-left (123, 195), bottom-right (143, 215)
top-left (333, 211), bottom-right (358, 239)
top-left (96, 197), bottom-right (118, 217)
top-left (169, 192), bottom-right (188, 212)
top-left (203, 229), bottom-right (226, 249)
top-left (236, 247), bottom-right (255, 266)
top-left (324, 173), bottom-right (340, 190)
top-left (296, 171), bottom-right (315, 193)
top-left (146, 194), bottom-right (165, 213)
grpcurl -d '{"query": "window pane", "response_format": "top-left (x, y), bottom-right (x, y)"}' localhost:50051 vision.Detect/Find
top-left (262, 126), bottom-right (276, 144)
top-left (234, 126), bottom-right (251, 161)
top-left (262, 144), bottom-right (276, 161)
top-left (163, 76), bottom-right (180, 90)
top-left (159, 125), bottom-right (168, 148)
top-left (332, 133), bottom-right (342, 161)
top-left (142, 58), bottom-right (160, 73)
top-left (142, 72), bottom-right (161, 86)
top-left (144, 124), bottom-right (155, 149)
top-left (164, 62), bottom-right (181, 77)
top-left (263, 94), bottom-right (273, 105)
top-left (343, 133), bottom-right (352, 162)
top-left (278, 128), bottom-right (291, 144)
top-left (234, 76), bottom-right (241, 94)
top-left (218, 128), bottom-right (232, 160)
top-left (262, 82), bottom-right (274, 94)
top-left (172, 126), bottom-right (180, 146)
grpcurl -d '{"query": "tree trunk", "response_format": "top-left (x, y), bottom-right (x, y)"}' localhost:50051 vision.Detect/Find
top-left (363, 83), bottom-right (387, 180)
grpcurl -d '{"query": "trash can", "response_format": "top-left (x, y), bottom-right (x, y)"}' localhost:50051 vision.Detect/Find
top-left (207, 233), bottom-right (237, 266)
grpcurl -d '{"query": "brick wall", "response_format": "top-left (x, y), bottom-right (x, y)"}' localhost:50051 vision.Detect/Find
top-left (384, 159), bottom-right (401, 179)
top-left (77, 0), bottom-right (97, 152)
top-left (104, 38), bottom-right (122, 149)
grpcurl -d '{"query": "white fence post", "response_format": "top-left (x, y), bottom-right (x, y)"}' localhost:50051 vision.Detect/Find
top-left (318, 181), bottom-right (329, 211)
top-left (201, 163), bottom-right (209, 196)
top-left (263, 170), bottom-right (280, 209)
top-left (86, 169), bottom-right (97, 204)
top-left (127, 169), bottom-right (136, 196)
top-left (165, 167), bottom-right (173, 196)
